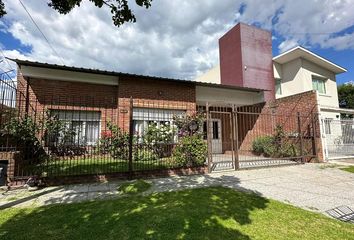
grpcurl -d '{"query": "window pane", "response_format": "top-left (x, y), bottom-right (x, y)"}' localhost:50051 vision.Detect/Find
top-left (318, 81), bottom-right (326, 94)
top-left (324, 118), bottom-right (332, 135)
top-left (212, 121), bottom-right (219, 139)
top-left (86, 122), bottom-right (100, 144)
top-left (312, 78), bottom-right (326, 94)
top-left (275, 79), bottom-right (282, 95)
top-left (312, 79), bottom-right (317, 91)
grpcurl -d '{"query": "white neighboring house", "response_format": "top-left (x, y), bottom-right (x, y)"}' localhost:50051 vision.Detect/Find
top-left (195, 46), bottom-right (352, 160)
top-left (273, 47), bottom-right (351, 160)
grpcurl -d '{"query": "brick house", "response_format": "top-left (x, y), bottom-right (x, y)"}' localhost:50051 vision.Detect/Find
top-left (0, 22), bottom-right (330, 185)
top-left (13, 59), bottom-right (265, 152)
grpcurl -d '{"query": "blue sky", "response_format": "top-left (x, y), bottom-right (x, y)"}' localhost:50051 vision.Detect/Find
top-left (0, 0), bottom-right (353, 84)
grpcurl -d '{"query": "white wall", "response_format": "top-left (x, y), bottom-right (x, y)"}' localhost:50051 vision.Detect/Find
top-left (21, 66), bottom-right (119, 86)
top-left (196, 85), bottom-right (264, 106)
top-left (194, 65), bottom-right (221, 84)
top-left (275, 58), bottom-right (339, 108)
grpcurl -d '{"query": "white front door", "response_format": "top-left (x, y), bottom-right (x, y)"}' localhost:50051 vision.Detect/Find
top-left (211, 119), bottom-right (222, 154)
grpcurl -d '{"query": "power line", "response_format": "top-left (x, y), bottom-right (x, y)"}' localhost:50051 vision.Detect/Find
top-left (18, 0), bottom-right (65, 65)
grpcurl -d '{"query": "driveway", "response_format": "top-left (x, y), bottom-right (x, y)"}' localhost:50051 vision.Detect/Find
top-left (1, 163), bottom-right (354, 217)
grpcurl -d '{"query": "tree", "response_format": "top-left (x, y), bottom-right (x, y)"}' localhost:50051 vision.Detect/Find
top-left (338, 83), bottom-right (354, 109)
top-left (0, 0), bottom-right (152, 27)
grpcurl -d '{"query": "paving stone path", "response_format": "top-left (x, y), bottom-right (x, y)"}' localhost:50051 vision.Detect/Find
top-left (1, 163), bottom-right (354, 218)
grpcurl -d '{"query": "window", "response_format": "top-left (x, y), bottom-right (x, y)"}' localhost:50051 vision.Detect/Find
top-left (132, 108), bottom-right (185, 142)
top-left (212, 121), bottom-right (219, 139)
top-left (324, 118), bottom-right (332, 135)
top-left (312, 78), bottom-right (326, 94)
top-left (50, 110), bottom-right (101, 145)
top-left (275, 78), bottom-right (282, 95)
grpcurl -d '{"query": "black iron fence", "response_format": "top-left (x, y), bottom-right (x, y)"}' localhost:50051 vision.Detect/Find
top-left (0, 93), bottom-right (208, 181)
top-left (0, 72), bottom-right (318, 184)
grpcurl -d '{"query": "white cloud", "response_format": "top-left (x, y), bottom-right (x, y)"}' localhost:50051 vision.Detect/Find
top-left (278, 39), bottom-right (299, 53)
top-left (0, 0), bottom-right (353, 80)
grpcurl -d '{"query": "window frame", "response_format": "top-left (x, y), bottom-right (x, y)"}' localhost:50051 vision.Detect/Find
top-left (49, 110), bottom-right (101, 146)
top-left (324, 118), bottom-right (332, 135)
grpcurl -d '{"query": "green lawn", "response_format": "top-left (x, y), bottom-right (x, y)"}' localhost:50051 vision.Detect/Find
top-left (38, 157), bottom-right (182, 177)
top-left (0, 187), bottom-right (353, 240)
top-left (340, 166), bottom-right (354, 173)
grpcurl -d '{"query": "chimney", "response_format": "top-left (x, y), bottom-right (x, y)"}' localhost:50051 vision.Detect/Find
top-left (219, 23), bottom-right (274, 101)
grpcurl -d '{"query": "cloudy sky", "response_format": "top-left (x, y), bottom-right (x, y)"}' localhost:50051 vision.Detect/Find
top-left (0, 0), bottom-right (353, 84)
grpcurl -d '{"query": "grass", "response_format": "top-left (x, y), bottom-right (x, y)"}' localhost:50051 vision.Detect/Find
top-left (0, 187), bottom-right (353, 240)
top-left (118, 180), bottom-right (152, 195)
top-left (340, 166), bottom-right (354, 173)
top-left (319, 163), bottom-right (341, 169)
top-left (36, 156), bottom-right (185, 177)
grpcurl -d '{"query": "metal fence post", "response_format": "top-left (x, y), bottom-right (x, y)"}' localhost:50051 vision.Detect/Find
top-left (297, 112), bottom-right (304, 163)
top-left (128, 97), bottom-right (134, 179)
top-left (206, 102), bottom-right (212, 173)
top-left (311, 112), bottom-right (318, 158)
top-left (233, 105), bottom-right (240, 170)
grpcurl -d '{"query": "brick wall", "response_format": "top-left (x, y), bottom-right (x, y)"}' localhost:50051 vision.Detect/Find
top-left (238, 91), bottom-right (323, 161)
top-left (16, 73), bottom-right (119, 133)
top-left (16, 73), bottom-right (197, 133)
top-left (118, 75), bottom-right (196, 131)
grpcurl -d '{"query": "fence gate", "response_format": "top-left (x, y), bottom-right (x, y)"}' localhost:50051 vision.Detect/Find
top-left (206, 105), bottom-right (236, 171)
top-left (323, 118), bottom-right (354, 160)
top-left (207, 103), bottom-right (317, 172)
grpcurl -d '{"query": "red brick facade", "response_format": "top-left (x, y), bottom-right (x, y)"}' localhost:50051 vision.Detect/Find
top-left (17, 72), bottom-right (196, 133)
top-left (238, 91), bottom-right (323, 161)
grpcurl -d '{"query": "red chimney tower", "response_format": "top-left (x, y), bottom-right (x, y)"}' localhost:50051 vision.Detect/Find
top-left (219, 23), bottom-right (274, 101)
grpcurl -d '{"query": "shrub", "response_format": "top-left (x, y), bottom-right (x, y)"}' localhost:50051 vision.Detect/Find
top-left (252, 125), bottom-right (299, 158)
top-left (280, 143), bottom-right (299, 157)
top-left (133, 148), bottom-right (158, 161)
top-left (252, 135), bottom-right (274, 155)
top-left (5, 116), bottom-right (46, 162)
top-left (173, 113), bottom-right (205, 137)
top-left (172, 135), bottom-right (207, 167)
top-left (143, 122), bottom-right (176, 157)
top-left (44, 112), bottom-right (80, 156)
top-left (99, 122), bottom-right (129, 160)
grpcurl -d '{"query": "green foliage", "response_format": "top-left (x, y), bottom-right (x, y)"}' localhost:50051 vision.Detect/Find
top-left (4, 116), bottom-right (45, 161)
top-left (0, 1), bottom-right (5, 19)
top-left (99, 122), bottom-right (129, 160)
top-left (172, 113), bottom-right (207, 167)
top-left (338, 83), bottom-right (354, 109)
top-left (280, 142), bottom-right (299, 157)
top-left (117, 179), bottom-right (152, 195)
top-left (144, 122), bottom-right (175, 144)
top-left (252, 125), bottom-right (299, 158)
top-left (173, 113), bottom-right (205, 137)
top-left (252, 135), bottom-right (274, 155)
top-left (44, 111), bottom-right (78, 156)
top-left (340, 166), bottom-right (354, 173)
top-left (144, 122), bottom-right (176, 157)
top-left (133, 148), bottom-right (158, 161)
top-left (0, 0), bottom-right (152, 27)
top-left (172, 135), bottom-right (207, 167)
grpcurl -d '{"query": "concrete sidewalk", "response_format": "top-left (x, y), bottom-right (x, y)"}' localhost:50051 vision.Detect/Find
top-left (1, 163), bottom-right (354, 217)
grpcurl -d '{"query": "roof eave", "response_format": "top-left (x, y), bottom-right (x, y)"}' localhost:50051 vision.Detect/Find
top-left (7, 58), bottom-right (265, 93)
top-left (272, 46), bottom-right (347, 74)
